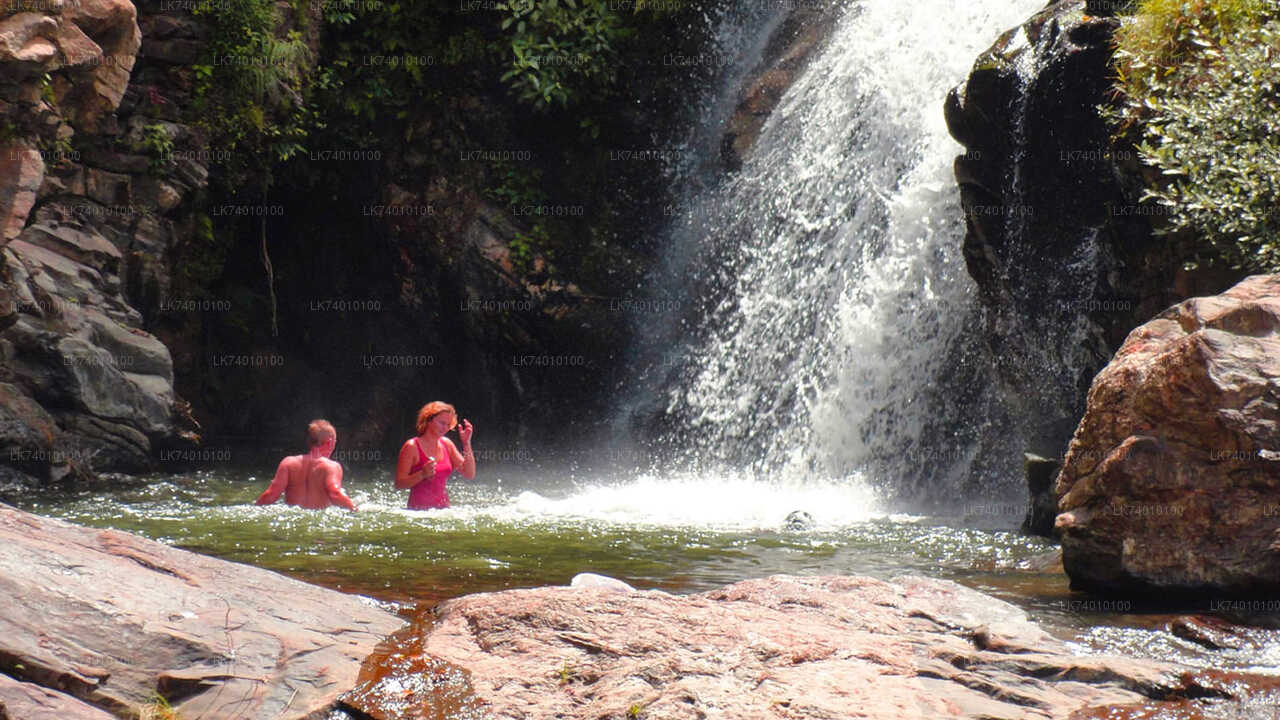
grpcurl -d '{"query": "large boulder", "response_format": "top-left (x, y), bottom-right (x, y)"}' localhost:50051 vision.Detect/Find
top-left (344, 573), bottom-right (1272, 720)
top-left (2, 215), bottom-right (181, 470)
top-left (1054, 274), bottom-right (1280, 595)
top-left (0, 503), bottom-right (405, 719)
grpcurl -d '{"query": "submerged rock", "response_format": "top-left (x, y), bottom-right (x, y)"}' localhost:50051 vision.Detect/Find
top-left (784, 509), bottom-right (814, 530)
top-left (0, 503), bottom-right (404, 719)
top-left (347, 573), bottom-right (1272, 720)
top-left (1054, 275), bottom-right (1280, 596)
top-left (1022, 453), bottom-right (1061, 537)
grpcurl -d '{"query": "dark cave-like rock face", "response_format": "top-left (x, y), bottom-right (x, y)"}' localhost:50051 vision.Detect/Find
top-left (944, 0), bottom-right (1242, 461)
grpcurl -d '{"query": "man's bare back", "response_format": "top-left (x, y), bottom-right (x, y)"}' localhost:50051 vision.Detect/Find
top-left (256, 420), bottom-right (357, 511)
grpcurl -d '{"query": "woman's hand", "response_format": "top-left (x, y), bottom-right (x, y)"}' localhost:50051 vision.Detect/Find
top-left (458, 419), bottom-right (474, 446)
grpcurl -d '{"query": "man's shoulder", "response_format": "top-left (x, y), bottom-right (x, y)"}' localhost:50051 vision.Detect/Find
top-left (278, 453), bottom-right (305, 468)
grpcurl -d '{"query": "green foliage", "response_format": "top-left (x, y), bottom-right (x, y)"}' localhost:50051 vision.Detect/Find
top-left (557, 658), bottom-right (575, 684)
top-left (139, 692), bottom-right (181, 720)
top-left (192, 0), bottom-right (314, 177)
top-left (135, 123), bottom-right (175, 172)
top-left (173, 212), bottom-right (230, 295)
top-left (1108, 0), bottom-right (1280, 270)
top-left (497, 0), bottom-right (630, 109)
top-left (484, 159), bottom-right (548, 208)
top-left (509, 224), bottom-right (553, 276)
top-left (39, 73), bottom-right (55, 105)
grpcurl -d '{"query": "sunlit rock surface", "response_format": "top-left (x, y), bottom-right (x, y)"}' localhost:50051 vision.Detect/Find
top-left (0, 0), bottom-right (203, 481)
top-left (1055, 274), bottom-right (1280, 596)
top-left (346, 574), bottom-right (1273, 720)
top-left (0, 503), bottom-right (404, 719)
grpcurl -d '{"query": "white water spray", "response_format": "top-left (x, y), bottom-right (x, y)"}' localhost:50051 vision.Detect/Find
top-left (641, 0), bottom-right (1047, 502)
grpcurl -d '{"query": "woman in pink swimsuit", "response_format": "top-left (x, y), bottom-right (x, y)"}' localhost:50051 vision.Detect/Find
top-left (394, 401), bottom-right (476, 509)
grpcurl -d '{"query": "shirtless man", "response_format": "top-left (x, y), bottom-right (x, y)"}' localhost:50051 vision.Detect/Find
top-left (255, 419), bottom-right (357, 511)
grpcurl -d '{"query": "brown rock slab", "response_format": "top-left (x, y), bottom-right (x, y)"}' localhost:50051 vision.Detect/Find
top-left (0, 673), bottom-right (116, 720)
top-left (1054, 274), bottom-right (1280, 595)
top-left (347, 574), bottom-right (1246, 720)
top-left (0, 503), bottom-right (405, 719)
top-left (0, 141), bottom-right (44, 241)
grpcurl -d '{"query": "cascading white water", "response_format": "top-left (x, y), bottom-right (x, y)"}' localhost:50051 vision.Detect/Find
top-left (636, 0), bottom-right (1048, 504)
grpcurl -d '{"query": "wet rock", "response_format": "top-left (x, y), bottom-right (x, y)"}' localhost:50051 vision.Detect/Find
top-left (0, 381), bottom-right (66, 478)
top-left (721, 0), bottom-right (842, 169)
top-left (944, 0), bottom-right (1243, 461)
top-left (1017, 548), bottom-right (1064, 573)
top-left (349, 574), bottom-right (1266, 720)
top-left (784, 509), bottom-right (814, 530)
top-left (1167, 616), bottom-right (1250, 652)
top-left (0, 503), bottom-right (405, 719)
top-left (0, 0), bottom-right (208, 483)
top-left (1054, 275), bottom-right (1280, 596)
top-left (1022, 453), bottom-right (1062, 537)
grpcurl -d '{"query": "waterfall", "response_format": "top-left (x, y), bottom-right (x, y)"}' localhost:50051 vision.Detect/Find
top-left (625, 0), bottom-right (1048, 506)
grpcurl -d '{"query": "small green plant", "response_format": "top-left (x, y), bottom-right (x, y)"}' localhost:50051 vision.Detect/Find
top-left (135, 123), bottom-right (175, 172)
top-left (626, 702), bottom-right (645, 718)
top-left (509, 223), bottom-right (554, 276)
top-left (1106, 0), bottom-right (1280, 271)
top-left (557, 658), bottom-right (575, 684)
top-left (138, 692), bottom-right (180, 720)
top-left (485, 159), bottom-right (548, 209)
top-left (39, 72), bottom-right (56, 105)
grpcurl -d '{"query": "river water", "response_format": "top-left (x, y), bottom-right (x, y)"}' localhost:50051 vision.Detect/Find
top-left (10, 462), bottom-right (1280, 679)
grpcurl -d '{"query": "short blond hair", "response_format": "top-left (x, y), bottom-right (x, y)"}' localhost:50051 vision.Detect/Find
top-left (306, 419), bottom-right (336, 447)
top-left (415, 402), bottom-right (456, 434)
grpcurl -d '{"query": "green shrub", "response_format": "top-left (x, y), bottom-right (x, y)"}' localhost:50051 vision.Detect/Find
top-left (497, 0), bottom-right (630, 109)
top-left (135, 123), bottom-right (175, 172)
top-left (1108, 0), bottom-right (1280, 271)
top-left (192, 0), bottom-right (313, 176)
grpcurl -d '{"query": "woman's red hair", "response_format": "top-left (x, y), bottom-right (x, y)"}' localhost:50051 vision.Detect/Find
top-left (416, 402), bottom-right (457, 434)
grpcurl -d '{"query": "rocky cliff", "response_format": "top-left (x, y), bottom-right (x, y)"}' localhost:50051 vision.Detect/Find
top-left (944, 0), bottom-right (1243, 463)
top-left (0, 0), bottom-right (647, 484)
top-left (0, 0), bottom-right (199, 485)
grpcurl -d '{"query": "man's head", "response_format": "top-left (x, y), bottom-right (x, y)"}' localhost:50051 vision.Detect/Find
top-left (306, 419), bottom-right (337, 453)
top-left (416, 402), bottom-right (457, 435)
